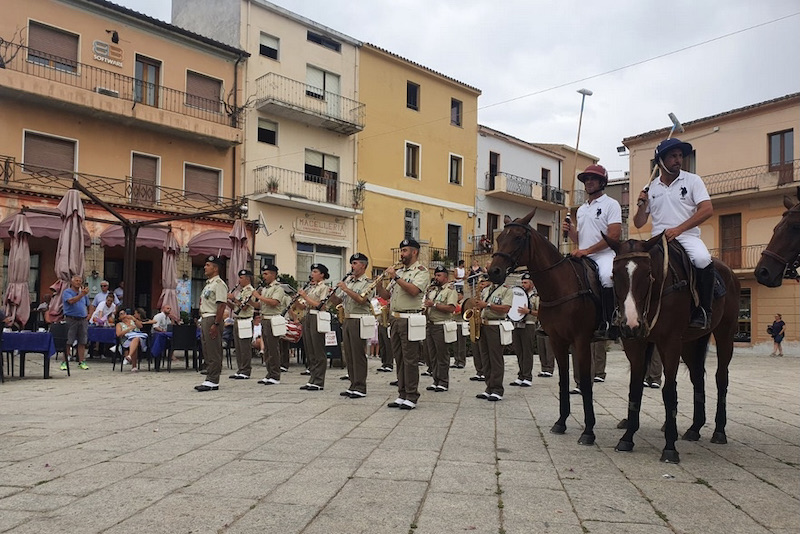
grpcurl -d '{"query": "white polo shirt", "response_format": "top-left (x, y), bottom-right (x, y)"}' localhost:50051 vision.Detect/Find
top-left (646, 170), bottom-right (710, 238)
top-left (576, 193), bottom-right (622, 251)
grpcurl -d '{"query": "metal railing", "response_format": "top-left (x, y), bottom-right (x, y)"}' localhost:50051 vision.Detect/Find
top-left (486, 172), bottom-right (567, 206)
top-left (703, 160), bottom-right (799, 196)
top-left (390, 246), bottom-right (469, 268)
top-left (0, 155), bottom-right (241, 214)
top-left (253, 165), bottom-right (362, 209)
top-left (254, 72), bottom-right (365, 130)
top-left (2, 43), bottom-right (241, 128)
top-left (709, 243), bottom-right (767, 271)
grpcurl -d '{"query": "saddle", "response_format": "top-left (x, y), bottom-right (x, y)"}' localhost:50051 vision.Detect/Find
top-left (659, 241), bottom-right (726, 303)
top-left (570, 255), bottom-right (603, 328)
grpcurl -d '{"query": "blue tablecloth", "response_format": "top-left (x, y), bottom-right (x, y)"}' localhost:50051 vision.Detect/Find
top-left (88, 326), bottom-right (117, 345)
top-left (3, 332), bottom-right (57, 379)
top-left (151, 331), bottom-right (172, 358)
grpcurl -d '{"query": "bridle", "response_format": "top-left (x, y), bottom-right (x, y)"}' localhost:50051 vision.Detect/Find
top-left (492, 222), bottom-right (568, 275)
top-left (613, 234), bottom-right (669, 335)
top-left (760, 208), bottom-right (800, 267)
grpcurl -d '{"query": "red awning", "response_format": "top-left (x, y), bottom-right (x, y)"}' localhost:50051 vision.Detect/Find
top-left (100, 225), bottom-right (170, 249)
top-left (0, 210), bottom-right (90, 241)
top-left (187, 230), bottom-right (232, 258)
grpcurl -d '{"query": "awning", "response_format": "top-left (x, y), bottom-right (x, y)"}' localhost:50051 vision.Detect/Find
top-left (0, 210), bottom-right (90, 241)
top-left (100, 225), bottom-right (170, 249)
top-left (187, 230), bottom-right (232, 258)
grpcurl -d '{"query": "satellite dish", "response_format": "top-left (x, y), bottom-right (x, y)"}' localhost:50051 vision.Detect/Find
top-left (258, 211), bottom-right (268, 233)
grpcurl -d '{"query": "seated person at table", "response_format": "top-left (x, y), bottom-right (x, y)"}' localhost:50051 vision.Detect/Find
top-left (222, 307), bottom-right (234, 348)
top-left (252, 314), bottom-right (264, 362)
top-left (89, 293), bottom-right (117, 326)
top-left (115, 309), bottom-right (147, 372)
top-left (152, 305), bottom-right (174, 332)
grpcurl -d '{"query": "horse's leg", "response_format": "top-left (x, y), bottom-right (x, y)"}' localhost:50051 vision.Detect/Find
top-left (575, 338), bottom-right (596, 445)
top-left (710, 308), bottom-right (737, 444)
top-left (615, 339), bottom-right (649, 452)
top-left (659, 339), bottom-right (682, 463)
top-left (550, 338), bottom-right (571, 434)
top-left (682, 334), bottom-right (710, 441)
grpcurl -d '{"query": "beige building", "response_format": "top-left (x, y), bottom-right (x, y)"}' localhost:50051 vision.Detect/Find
top-left (174, 0), bottom-right (363, 282)
top-left (358, 44), bottom-right (480, 273)
top-left (0, 0), bottom-right (247, 316)
top-left (622, 93), bottom-right (799, 346)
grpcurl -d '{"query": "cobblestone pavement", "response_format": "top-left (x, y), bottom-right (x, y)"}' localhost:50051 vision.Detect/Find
top-left (0, 350), bottom-right (798, 534)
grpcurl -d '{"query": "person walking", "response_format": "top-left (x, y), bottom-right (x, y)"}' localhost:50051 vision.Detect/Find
top-left (195, 256), bottom-right (228, 392)
top-left (770, 313), bottom-right (786, 357)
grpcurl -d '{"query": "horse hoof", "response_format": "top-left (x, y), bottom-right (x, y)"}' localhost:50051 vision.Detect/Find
top-left (615, 440), bottom-right (634, 452)
top-left (578, 433), bottom-right (596, 446)
top-left (710, 431), bottom-right (728, 444)
top-left (550, 423), bottom-right (567, 435)
top-left (660, 450), bottom-right (680, 464)
top-left (616, 418), bottom-right (628, 429)
top-left (682, 429), bottom-right (701, 441)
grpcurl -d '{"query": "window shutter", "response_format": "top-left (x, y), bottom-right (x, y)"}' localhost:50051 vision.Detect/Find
top-left (260, 33), bottom-right (278, 59)
top-left (23, 132), bottom-right (75, 175)
top-left (185, 71), bottom-right (221, 112)
top-left (27, 22), bottom-right (78, 64)
top-left (185, 164), bottom-right (220, 201)
top-left (306, 66), bottom-right (324, 98)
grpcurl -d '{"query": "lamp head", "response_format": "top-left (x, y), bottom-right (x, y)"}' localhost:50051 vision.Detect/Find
top-left (577, 88), bottom-right (593, 97)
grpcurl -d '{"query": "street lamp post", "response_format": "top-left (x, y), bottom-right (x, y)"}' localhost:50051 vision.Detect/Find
top-left (562, 88), bottom-right (592, 255)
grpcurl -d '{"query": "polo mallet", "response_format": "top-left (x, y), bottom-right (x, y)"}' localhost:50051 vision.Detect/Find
top-left (637, 113), bottom-right (685, 206)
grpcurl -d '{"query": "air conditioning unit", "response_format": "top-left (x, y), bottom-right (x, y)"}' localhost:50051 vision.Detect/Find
top-left (95, 86), bottom-right (119, 98)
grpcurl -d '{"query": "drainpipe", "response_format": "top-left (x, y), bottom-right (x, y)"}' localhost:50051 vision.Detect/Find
top-left (232, 53), bottom-right (245, 201)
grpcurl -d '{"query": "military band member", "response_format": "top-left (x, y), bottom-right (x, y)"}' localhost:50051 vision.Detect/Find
top-left (195, 256), bottom-right (228, 392)
top-left (423, 266), bottom-right (458, 392)
top-left (332, 253), bottom-right (374, 398)
top-left (475, 280), bottom-right (513, 401)
top-left (510, 272), bottom-right (537, 387)
top-left (254, 265), bottom-right (285, 385)
top-left (469, 276), bottom-right (492, 382)
top-left (227, 269), bottom-right (255, 379)
top-left (377, 238), bottom-right (429, 410)
top-left (297, 263), bottom-right (331, 391)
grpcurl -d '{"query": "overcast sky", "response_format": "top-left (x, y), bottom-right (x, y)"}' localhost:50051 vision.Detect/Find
top-left (116, 0), bottom-right (799, 180)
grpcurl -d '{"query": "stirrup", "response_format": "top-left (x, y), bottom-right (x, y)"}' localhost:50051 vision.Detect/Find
top-left (689, 308), bottom-right (710, 329)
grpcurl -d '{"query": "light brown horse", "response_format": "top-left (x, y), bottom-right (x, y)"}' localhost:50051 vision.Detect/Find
top-left (755, 188), bottom-right (800, 287)
top-left (488, 210), bottom-right (601, 445)
top-left (606, 233), bottom-right (739, 463)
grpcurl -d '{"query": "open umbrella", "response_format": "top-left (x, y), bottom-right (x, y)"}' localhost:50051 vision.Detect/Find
top-left (227, 219), bottom-right (250, 288)
top-left (3, 213), bottom-right (32, 328)
top-left (48, 190), bottom-right (86, 323)
top-left (155, 230), bottom-right (180, 323)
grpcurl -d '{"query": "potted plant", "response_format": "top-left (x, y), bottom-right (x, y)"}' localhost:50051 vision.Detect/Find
top-left (352, 179), bottom-right (366, 208)
top-left (266, 177), bottom-right (279, 193)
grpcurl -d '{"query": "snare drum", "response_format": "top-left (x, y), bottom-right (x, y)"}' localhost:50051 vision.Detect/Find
top-left (506, 286), bottom-right (529, 322)
top-left (282, 321), bottom-right (303, 343)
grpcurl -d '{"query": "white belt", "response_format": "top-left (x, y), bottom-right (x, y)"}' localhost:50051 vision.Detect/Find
top-left (393, 312), bottom-right (422, 319)
top-left (202, 313), bottom-right (216, 318)
top-left (346, 314), bottom-right (372, 319)
top-left (525, 321), bottom-right (537, 325)
top-left (309, 310), bottom-right (320, 315)
top-left (483, 320), bottom-right (503, 326)
top-left (431, 321), bottom-right (449, 326)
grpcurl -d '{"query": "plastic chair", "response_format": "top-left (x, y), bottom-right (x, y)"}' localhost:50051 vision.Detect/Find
top-left (170, 325), bottom-right (198, 371)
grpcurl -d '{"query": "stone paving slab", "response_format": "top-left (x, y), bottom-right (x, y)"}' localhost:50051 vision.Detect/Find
top-left (0, 352), bottom-right (797, 533)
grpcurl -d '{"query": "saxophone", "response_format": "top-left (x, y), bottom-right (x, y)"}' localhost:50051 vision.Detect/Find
top-left (463, 285), bottom-right (489, 342)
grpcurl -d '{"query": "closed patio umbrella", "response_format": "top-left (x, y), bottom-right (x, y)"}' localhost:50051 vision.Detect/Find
top-left (47, 190), bottom-right (86, 323)
top-left (155, 230), bottom-right (180, 323)
top-left (3, 213), bottom-right (32, 328)
top-left (227, 219), bottom-right (250, 289)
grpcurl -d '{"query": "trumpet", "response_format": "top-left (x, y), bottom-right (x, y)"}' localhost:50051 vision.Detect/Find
top-left (326, 271), bottom-right (354, 323)
top-left (360, 262), bottom-right (404, 299)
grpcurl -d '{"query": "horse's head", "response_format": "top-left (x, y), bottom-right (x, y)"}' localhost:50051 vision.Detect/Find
top-left (607, 233), bottom-right (663, 339)
top-left (755, 191), bottom-right (800, 287)
top-left (488, 210), bottom-right (535, 284)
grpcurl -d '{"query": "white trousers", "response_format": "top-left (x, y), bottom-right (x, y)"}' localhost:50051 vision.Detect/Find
top-left (589, 251), bottom-right (614, 288)
top-left (674, 234), bottom-right (712, 269)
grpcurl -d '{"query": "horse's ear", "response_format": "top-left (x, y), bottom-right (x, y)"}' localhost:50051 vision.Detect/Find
top-left (644, 232), bottom-right (664, 251)
top-left (602, 232), bottom-right (620, 253)
top-left (517, 209), bottom-right (536, 225)
top-left (784, 195), bottom-right (796, 211)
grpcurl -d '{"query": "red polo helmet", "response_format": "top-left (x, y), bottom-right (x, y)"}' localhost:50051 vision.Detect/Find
top-left (577, 164), bottom-right (609, 187)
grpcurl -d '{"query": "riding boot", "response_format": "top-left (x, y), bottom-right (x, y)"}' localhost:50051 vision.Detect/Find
top-left (594, 287), bottom-right (619, 340)
top-left (689, 264), bottom-right (714, 329)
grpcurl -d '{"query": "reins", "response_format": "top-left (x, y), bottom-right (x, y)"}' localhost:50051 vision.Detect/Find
top-left (614, 233), bottom-right (669, 335)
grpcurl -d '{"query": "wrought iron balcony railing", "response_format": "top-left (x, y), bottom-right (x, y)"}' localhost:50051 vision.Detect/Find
top-left (709, 243), bottom-right (767, 271)
top-left (254, 72), bottom-right (365, 133)
top-left (1, 43), bottom-right (241, 128)
top-left (0, 155), bottom-right (241, 215)
top-left (485, 172), bottom-right (567, 206)
top-left (702, 160), bottom-right (799, 196)
top-left (253, 165), bottom-right (364, 210)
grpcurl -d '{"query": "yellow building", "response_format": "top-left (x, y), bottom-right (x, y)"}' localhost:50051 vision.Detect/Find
top-left (357, 44), bottom-right (481, 272)
top-left (0, 0), bottom-right (247, 314)
top-left (622, 93), bottom-right (799, 347)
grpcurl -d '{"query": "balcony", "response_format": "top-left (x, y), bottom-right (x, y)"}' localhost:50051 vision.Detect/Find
top-left (254, 72), bottom-right (365, 135)
top-left (251, 165), bottom-right (363, 217)
top-left (702, 160), bottom-right (799, 203)
top-left (0, 45), bottom-right (242, 147)
top-left (709, 243), bottom-right (766, 276)
top-left (484, 172), bottom-right (568, 209)
top-left (0, 155), bottom-right (242, 217)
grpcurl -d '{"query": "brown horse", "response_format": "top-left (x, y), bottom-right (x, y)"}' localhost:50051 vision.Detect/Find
top-left (755, 188), bottom-right (800, 287)
top-left (606, 233), bottom-right (740, 463)
top-left (488, 210), bottom-right (601, 445)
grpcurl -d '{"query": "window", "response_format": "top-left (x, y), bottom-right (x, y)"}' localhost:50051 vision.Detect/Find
top-left (405, 142), bottom-right (420, 179)
top-left (185, 71), bottom-right (222, 113)
top-left (297, 243), bottom-right (344, 283)
top-left (449, 154), bottom-right (462, 185)
top-left (134, 55), bottom-right (160, 107)
top-left (305, 150), bottom-right (339, 203)
top-left (23, 131), bottom-right (75, 176)
top-left (407, 82), bottom-right (420, 110)
top-left (488, 151), bottom-right (499, 190)
top-left (720, 213), bottom-right (742, 269)
top-left (487, 213), bottom-right (499, 242)
top-left (736, 288), bottom-right (751, 342)
top-left (404, 209), bottom-right (420, 241)
top-left (256, 253), bottom-right (276, 272)
top-left (450, 98), bottom-right (462, 126)
top-left (306, 65), bottom-right (340, 100)
top-left (541, 168), bottom-right (550, 187)
top-left (184, 164), bottom-right (220, 202)
top-left (257, 118), bottom-right (277, 145)
top-left (446, 224), bottom-right (461, 262)
top-left (259, 33), bottom-right (279, 60)
top-left (536, 224), bottom-right (551, 242)
top-left (306, 30), bottom-right (341, 52)
top-left (27, 21), bottom-right (78, 73)
top-left (769, 129), bottom-right (794, 184)
top-left (131, 153), bottom-right (158, 205)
